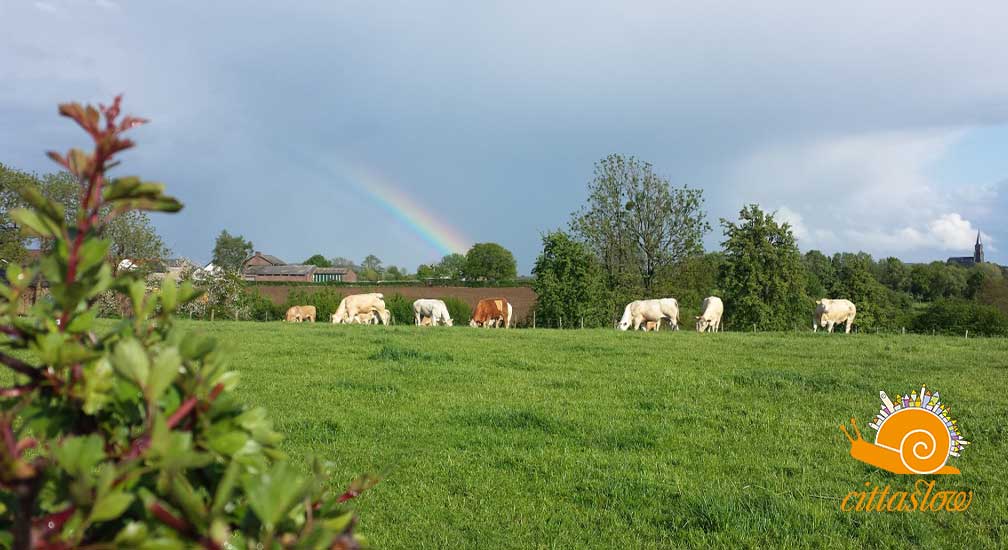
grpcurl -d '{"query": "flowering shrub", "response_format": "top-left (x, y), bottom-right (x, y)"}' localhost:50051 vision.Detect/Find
top-left (0, 97), bottom-right (375, 549)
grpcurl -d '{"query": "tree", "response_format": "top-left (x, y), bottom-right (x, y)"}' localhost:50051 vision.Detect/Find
top-left (437, 253), bottom-right (466, 279)
top-left (532, 231), bottom-right (609, 327)
top-left (385, 265), bottom-right (404, 280)
top-left (212, 229), bottom-right (252, 272)
top-left (653, 252), bottom-right (724, 316)
top-left (803, 250), bottom-right (837, 299)
top-left (361, 254), bottom-right (383, 273)
top-left (462, 242), bottom-right (517, 281)
top-left (0, 163), bottom-right (36, 262)
top-left (719, 205), bottom-right (811, 330)
top-left (304, 253), bottom-right (332, 267)
top-left (416, 263), bottom-right (437, 279)
top-left (831, 252), bottom-right (905, 330)
top-left (876, 256), bottom-right (910, 293)
top-left (570, 154), bottom-right (709, 291)
top-left (105, 210), bottom-right (170, 266)
top-left (0, 97), bottom-right (370, 548)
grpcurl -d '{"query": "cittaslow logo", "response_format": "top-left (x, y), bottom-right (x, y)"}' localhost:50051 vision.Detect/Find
top-left (840, 385), bottom-right (968, 475)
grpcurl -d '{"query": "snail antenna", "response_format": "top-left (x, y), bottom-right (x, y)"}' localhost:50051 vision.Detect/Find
top-left (850, 417), bottom-right (864, 440)
top-left (838, 423), bottom-right (855, 443)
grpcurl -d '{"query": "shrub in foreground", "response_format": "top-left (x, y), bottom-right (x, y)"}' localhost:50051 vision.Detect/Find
top-left (0, 98), bottom-right (374, 549)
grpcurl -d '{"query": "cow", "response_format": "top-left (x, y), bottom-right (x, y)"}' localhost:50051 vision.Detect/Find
top-left (617, 298), bottom-right (680, 331)
top-left (331, 293), bottom-right (390, 325)
top-left (469, 298), bottom-right (512, 328)
top-left (814, 299), bottom-right (856, 333)
top-left (695, 296), bottom-right (724, 333)
top-left (413, 299), bottom-right (453, 327)
top-left (285, 305), bottom-right (316, 322)
top-left (643, 320), bottom-right (660, 331)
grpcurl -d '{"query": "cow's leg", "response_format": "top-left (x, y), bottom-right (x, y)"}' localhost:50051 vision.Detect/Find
top-left (845, 318), bottom-right (853, 334)
top-left (827, 321), bottom-right (835, 333)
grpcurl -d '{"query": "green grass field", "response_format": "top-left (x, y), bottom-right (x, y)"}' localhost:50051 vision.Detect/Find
top-left (174, 321), bottom-right (1008, 549)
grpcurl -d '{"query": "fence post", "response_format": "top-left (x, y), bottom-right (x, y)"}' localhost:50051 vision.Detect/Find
top-left (581, 317), bottom-right (584, 329)
top-left (965, 330), bottom-right (968, 339)
top-left (559, 317), bottom-right (563, 330)
top-left (752, 324), bottom-right (756, 333)
top-left (532, 311), bottom-right (536, 329)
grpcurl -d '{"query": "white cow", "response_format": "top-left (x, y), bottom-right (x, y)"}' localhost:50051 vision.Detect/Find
top-left (695, 296), bottom-right (724, 333)
top-left (617, 298), bottom-right (680, 331)
top-left (813, 299), bottom-right (857, 333)
top-left (413, 299), bottom-right (453, 326)
top-left (332, 293), bottom-right (391, 325)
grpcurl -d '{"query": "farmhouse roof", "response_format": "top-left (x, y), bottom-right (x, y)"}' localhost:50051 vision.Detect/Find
top-left (245, 251), bottom-right (286, 266)
top-left (244, 264), bottom-right (316, 276)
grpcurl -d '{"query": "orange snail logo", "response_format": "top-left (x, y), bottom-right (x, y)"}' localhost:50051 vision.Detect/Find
top-left (840, 385), bottom-right (969, 475)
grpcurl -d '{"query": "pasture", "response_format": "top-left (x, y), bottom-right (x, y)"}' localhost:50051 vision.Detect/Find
top-left (183, 321), bottom-right (1008, 549)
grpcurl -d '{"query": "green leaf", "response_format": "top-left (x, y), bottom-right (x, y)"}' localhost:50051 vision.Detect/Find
top-left (111, 338), bottom-right (150, 387)
top-left (179, 333), bottom-right (216, 360)
top-left (146, 347), bottom-right (181, 401)
top-left (82, 358), bottom-right (115, 415)
top-left (54, 435), bottom-right (105, 478)
top-left (114, 522), bottom-right (149, 546)
top-left (210, 461), bottom-right (241, 516)
top-left (91, 492), bottom-right (134, 522)
top-left (161, 277), bottom-right (178, 312)
top-left (243, 461), bottom-right (310, 529)
top-left (66, 309), bottom-right (98, 333)
top-left (77, 237), bottom-right (111, 275)
top-left (139, 538), bottom-right (185, 550)
top-left (9, 208), bottom-right (61, 238)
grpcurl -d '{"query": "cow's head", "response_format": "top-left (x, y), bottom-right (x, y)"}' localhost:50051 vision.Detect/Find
top-left (444, 317), bottom-right (454, 327)
top-left (617, 319), bottom-right (631, 331)
top-left (695, 315), bottom-right (709, 332)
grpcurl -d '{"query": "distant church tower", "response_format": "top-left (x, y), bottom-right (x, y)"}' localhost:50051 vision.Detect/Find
top-left (974, 230), bottom-right (984, 264)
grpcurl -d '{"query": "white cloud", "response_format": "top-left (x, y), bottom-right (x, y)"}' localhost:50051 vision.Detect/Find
top-left (730, 129), bottom-right (1000, 260)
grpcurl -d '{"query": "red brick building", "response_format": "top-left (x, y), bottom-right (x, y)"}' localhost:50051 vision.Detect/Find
top-left (240, 252), bottom-right (357, 283)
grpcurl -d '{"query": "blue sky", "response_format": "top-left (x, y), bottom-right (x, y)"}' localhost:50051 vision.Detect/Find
top-left (2, 1), bottom-right (1006, 272)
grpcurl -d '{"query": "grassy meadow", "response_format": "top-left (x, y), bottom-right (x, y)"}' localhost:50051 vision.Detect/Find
top-left (172, 320), bottom-right (1008, 549)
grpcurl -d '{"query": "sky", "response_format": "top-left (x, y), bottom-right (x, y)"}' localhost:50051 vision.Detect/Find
top-left (2, 1), bottom-right (1006, 273)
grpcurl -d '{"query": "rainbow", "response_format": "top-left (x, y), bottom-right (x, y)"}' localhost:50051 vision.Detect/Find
top-left (326, 159), bottom-right (471, 257)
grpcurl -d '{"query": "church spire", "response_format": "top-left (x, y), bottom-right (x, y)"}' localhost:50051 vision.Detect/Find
top-left (975, 229), bottom-right (984, 264)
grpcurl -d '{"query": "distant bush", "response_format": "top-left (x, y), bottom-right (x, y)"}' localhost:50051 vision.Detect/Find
top-left (244, 288), bottom-right (283, 321)
top-left (441, 296), bottom-right (471, 324)
top-left (384, 293), bottom-right (413, 325)
top-left (285, 287), bottom-right (344, 321)
top-left (910, 299), bottom-right (1008, 337)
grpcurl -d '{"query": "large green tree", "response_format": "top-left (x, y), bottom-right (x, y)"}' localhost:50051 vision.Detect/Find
top-left (802, 250), bottom-right (837, 299)
top-left (532, 231), bottom-right (609, 327)
top-left (719, 205), bottom-right (811, 331)
top-left (437, 253), bottom-right (467, 279)
top-left (462, 242), bottom-right (517, 281)
top-left (570, 154), bottom-right (710, 292)
top-left (212, 229), bottom-right (253, 272)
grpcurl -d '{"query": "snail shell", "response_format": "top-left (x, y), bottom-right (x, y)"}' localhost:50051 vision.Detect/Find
top-left (875, 408), bottom-right (951, 475)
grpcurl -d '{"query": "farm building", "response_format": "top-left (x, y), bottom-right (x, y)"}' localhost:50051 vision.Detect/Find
top-left (240, 251), bottom-right (358, 283)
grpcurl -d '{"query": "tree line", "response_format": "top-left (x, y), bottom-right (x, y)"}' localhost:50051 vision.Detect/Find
top-left (532, 154), bottom-right (1008, 335)
top-left (210, 230), bottom-right (520, 283)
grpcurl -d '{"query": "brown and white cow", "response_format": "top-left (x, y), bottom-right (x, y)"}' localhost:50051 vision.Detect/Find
top-left (469, 298), bottom-right (512, 328)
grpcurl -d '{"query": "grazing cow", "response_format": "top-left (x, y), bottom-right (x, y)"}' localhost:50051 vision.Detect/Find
top-left (814, 299), bottom-right (857, 333)
top-left (469, 298), bottom-right (512, 328)
top-left (331, 293), bottom-right (390, 325)
top-left (413, 299), bottom-right (453, 326)
top-left (617, 298), bottom-right (680, 331)
top-left (695, 296), bottom-right (724, 333)
top-left (285, 305), bottom-right (316, 322)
